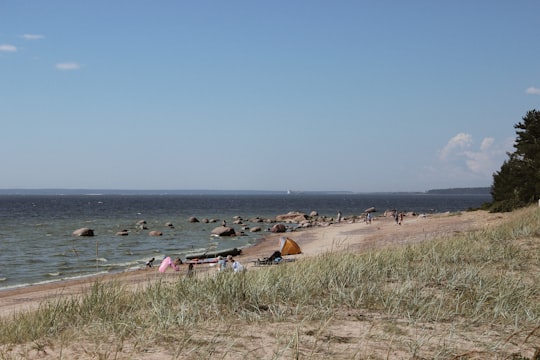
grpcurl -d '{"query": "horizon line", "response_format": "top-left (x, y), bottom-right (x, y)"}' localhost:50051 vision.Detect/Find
top-left (0, 187), bottom-right (491, 195)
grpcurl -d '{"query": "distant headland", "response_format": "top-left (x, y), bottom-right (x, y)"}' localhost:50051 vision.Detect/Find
top-left (425, 187), bottom-right (491, 195)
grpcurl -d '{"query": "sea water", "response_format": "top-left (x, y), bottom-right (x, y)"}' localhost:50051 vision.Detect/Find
top-left (0, 193), bottom-right (491, 290)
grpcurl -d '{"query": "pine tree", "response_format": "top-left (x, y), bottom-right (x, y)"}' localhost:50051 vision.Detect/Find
top-left (491, 109), bottom-right (540, 211)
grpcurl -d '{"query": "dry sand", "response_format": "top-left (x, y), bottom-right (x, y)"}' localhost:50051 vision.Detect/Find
top-left (2, 210), bottom-right (526, 359)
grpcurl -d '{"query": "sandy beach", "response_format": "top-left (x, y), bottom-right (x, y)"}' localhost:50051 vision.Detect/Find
top-left (5, 208), bottom-right (536, 359)
top-left (0, 210), bottom-right (504, 318)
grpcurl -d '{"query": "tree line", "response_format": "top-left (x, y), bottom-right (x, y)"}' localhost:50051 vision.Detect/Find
top-left (490, 109), bottom-right (540, 212)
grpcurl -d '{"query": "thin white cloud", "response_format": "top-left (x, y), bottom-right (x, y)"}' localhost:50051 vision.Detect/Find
top-left (438, 133), bottom-right (512, 178)
top-left (438, 132), bottom-right (472, 161)
top-left (55, 62), bottom-right (81, 70)
top-left (525, 87), bottom-right (540, 95)
top-left (463, 137), bottom-right (496, 174)
top-left (0, 44), bottom-right (17, 52)
top-left (21, 34), bottom-right (45, 40)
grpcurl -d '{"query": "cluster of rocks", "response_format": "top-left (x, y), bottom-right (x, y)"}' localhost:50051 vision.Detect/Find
top-left (381, 209), bottom-right (419, 218)
top-left (72, 208), bottom-right (395, 238)
top-left (72, 219), bottom-right (175, 238)
top-left (207, 210), bottom-right (379, 236)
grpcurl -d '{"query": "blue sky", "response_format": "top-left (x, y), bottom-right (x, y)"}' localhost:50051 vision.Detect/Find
top-left (1, 1), bottom-right (539, 192)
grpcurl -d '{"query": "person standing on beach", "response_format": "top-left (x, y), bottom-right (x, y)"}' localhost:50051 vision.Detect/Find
top-left (217, 256), bottom-right (226, 272)
top-left (337, 211), bottom-right (342, 223)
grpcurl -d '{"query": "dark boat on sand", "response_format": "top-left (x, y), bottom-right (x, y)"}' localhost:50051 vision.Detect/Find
top-left (185, 247), bottom-right (242, 260)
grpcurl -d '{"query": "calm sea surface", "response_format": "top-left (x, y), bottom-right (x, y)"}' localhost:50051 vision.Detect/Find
top-left (0, 193), bottom-right (491, 290)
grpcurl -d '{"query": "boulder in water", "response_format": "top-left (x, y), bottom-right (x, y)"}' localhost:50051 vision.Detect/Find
top-left (211, 226), bottom-right (236, 236)
top-left (270, 223), bottom-right (287, 233)
top-left (73, 228), bottom-right (94, 237)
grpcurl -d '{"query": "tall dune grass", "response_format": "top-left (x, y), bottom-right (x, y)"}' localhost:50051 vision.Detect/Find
top-left (1, 206), bottom-right (539, 358)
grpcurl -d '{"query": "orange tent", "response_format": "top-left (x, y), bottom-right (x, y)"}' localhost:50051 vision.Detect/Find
top-left (279, 237), bottom-right (302, 255)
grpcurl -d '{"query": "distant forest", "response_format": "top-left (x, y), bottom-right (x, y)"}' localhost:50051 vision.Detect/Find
top-left (426, 187), bottom-right (491, 195)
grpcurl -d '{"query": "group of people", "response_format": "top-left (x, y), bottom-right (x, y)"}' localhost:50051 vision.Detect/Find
top-left (217, 255), bottom-right (244, 273)
top-left (146, 253), bottom-right (244, 277)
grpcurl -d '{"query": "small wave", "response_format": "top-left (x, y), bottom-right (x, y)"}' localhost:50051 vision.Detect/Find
top-left (108, 260), bottom-right (140, 268)
top-left (0, 271), bottom-right (109, 291)
top-left (47, 272), bottom-right (61, 277)
top-left (184, 247), bottom-right (207, 254)
top-left (0, 277), bottom-right (6, 282)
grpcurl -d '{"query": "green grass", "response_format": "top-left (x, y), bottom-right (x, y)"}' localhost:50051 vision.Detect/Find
top-left (1, 206), bottom-right (540, 358)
